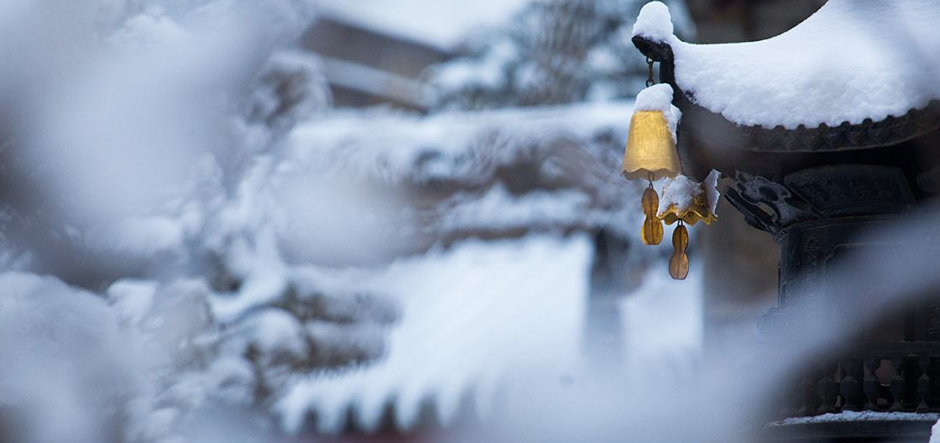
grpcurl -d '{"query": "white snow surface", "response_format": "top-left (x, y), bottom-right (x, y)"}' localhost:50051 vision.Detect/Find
top-left (634, 83), bottom-right (682, 143)
top-left (774, 411), bottom-right (940, 426)
top-left (277, 235), bottom-right (593, 435)
top-left (634, 0), bottom-right (940, 129)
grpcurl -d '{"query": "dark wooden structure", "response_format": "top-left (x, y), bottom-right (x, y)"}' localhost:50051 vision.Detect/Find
top-left (633, 16), bottom-right (940, 443)
top-left (301, 15), bottom-right (452, 111)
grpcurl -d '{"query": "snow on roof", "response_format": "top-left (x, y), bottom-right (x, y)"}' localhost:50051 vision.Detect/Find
top-left (276, 235), bottom-right (593, 434)
top-left (272, 233), bottom-right (704, 436)
top-left (283, 101), bottom-right (637, 240)
top-left (285, 100), bottom-right (632, 185)
top-left (634, 0), bottom-right (940, 130)
top-left (438, 185), bottom-right (593, 234)
top-left (314, 0), bottom-right (535, 49)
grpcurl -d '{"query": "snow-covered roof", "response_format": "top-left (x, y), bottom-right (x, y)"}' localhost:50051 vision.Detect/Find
top-left (314, 0), bottom-right (535, 50)
top-left (634, 0), bottom-right (940, 131)
top-left (282, 101), bottom-right (639, 245)
top-left (276, 235), bottom-right (593, 434)
top-left (286, 101), bottom-right (632, 184)
top-left (318, 55), bottom-right (432, 109)
top-left (275, 235), bottom-right (703, 436)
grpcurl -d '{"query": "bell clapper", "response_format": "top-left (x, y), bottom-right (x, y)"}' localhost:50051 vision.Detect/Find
top-left (641, 174), bottom-right (664, 245)
top-left (669, 220), bottom-right (690, 280)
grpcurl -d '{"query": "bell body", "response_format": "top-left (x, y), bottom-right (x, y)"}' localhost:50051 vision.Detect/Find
top-left (622, 110), bottom-right (681, 181)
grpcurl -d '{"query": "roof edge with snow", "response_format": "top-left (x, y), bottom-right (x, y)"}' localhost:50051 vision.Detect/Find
top-left (631, 0), bottom-right (940, 155)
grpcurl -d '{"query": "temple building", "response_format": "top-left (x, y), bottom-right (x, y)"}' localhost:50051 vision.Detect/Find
top-left (631, 0), bottom-right (940, 441)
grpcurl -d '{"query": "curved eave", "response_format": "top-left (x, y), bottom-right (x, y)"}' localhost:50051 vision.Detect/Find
top-left (633, 35), bottom-right (940, 154)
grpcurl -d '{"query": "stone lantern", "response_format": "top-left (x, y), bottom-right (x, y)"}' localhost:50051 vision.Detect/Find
top-left (630, 0), bottom-right (940, 441)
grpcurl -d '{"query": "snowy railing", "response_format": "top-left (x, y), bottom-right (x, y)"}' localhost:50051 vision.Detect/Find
top-left (785, 342), bottom-right (940, 417)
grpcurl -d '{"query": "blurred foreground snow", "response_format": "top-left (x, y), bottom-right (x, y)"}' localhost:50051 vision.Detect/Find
top-left (0, 0), bottom-right (701, 442)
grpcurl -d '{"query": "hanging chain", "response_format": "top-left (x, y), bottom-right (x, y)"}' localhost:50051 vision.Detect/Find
top-left (646, 57), bottom-right (655, 87)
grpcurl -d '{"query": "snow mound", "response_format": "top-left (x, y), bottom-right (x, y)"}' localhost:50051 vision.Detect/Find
top-left (657, 175), bottom-right (699, 215)
top-left (657, 171), bottom-right (719, 216)
top-left (632, 1), bottom-right (673, 43)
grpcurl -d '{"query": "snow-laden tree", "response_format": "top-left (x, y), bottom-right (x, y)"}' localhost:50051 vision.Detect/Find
top-left (0, 2), bottom-right (400, 442)
top-left (429, 0), bottom-right (693, 110)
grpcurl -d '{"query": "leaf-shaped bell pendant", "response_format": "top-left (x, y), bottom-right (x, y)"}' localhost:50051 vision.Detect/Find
top-left (641, 183), bottom-right (663, 245)
top-left (669, 222), bottom-right (690, 280)
top-left (657, 171), bottom-right (721, 280)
